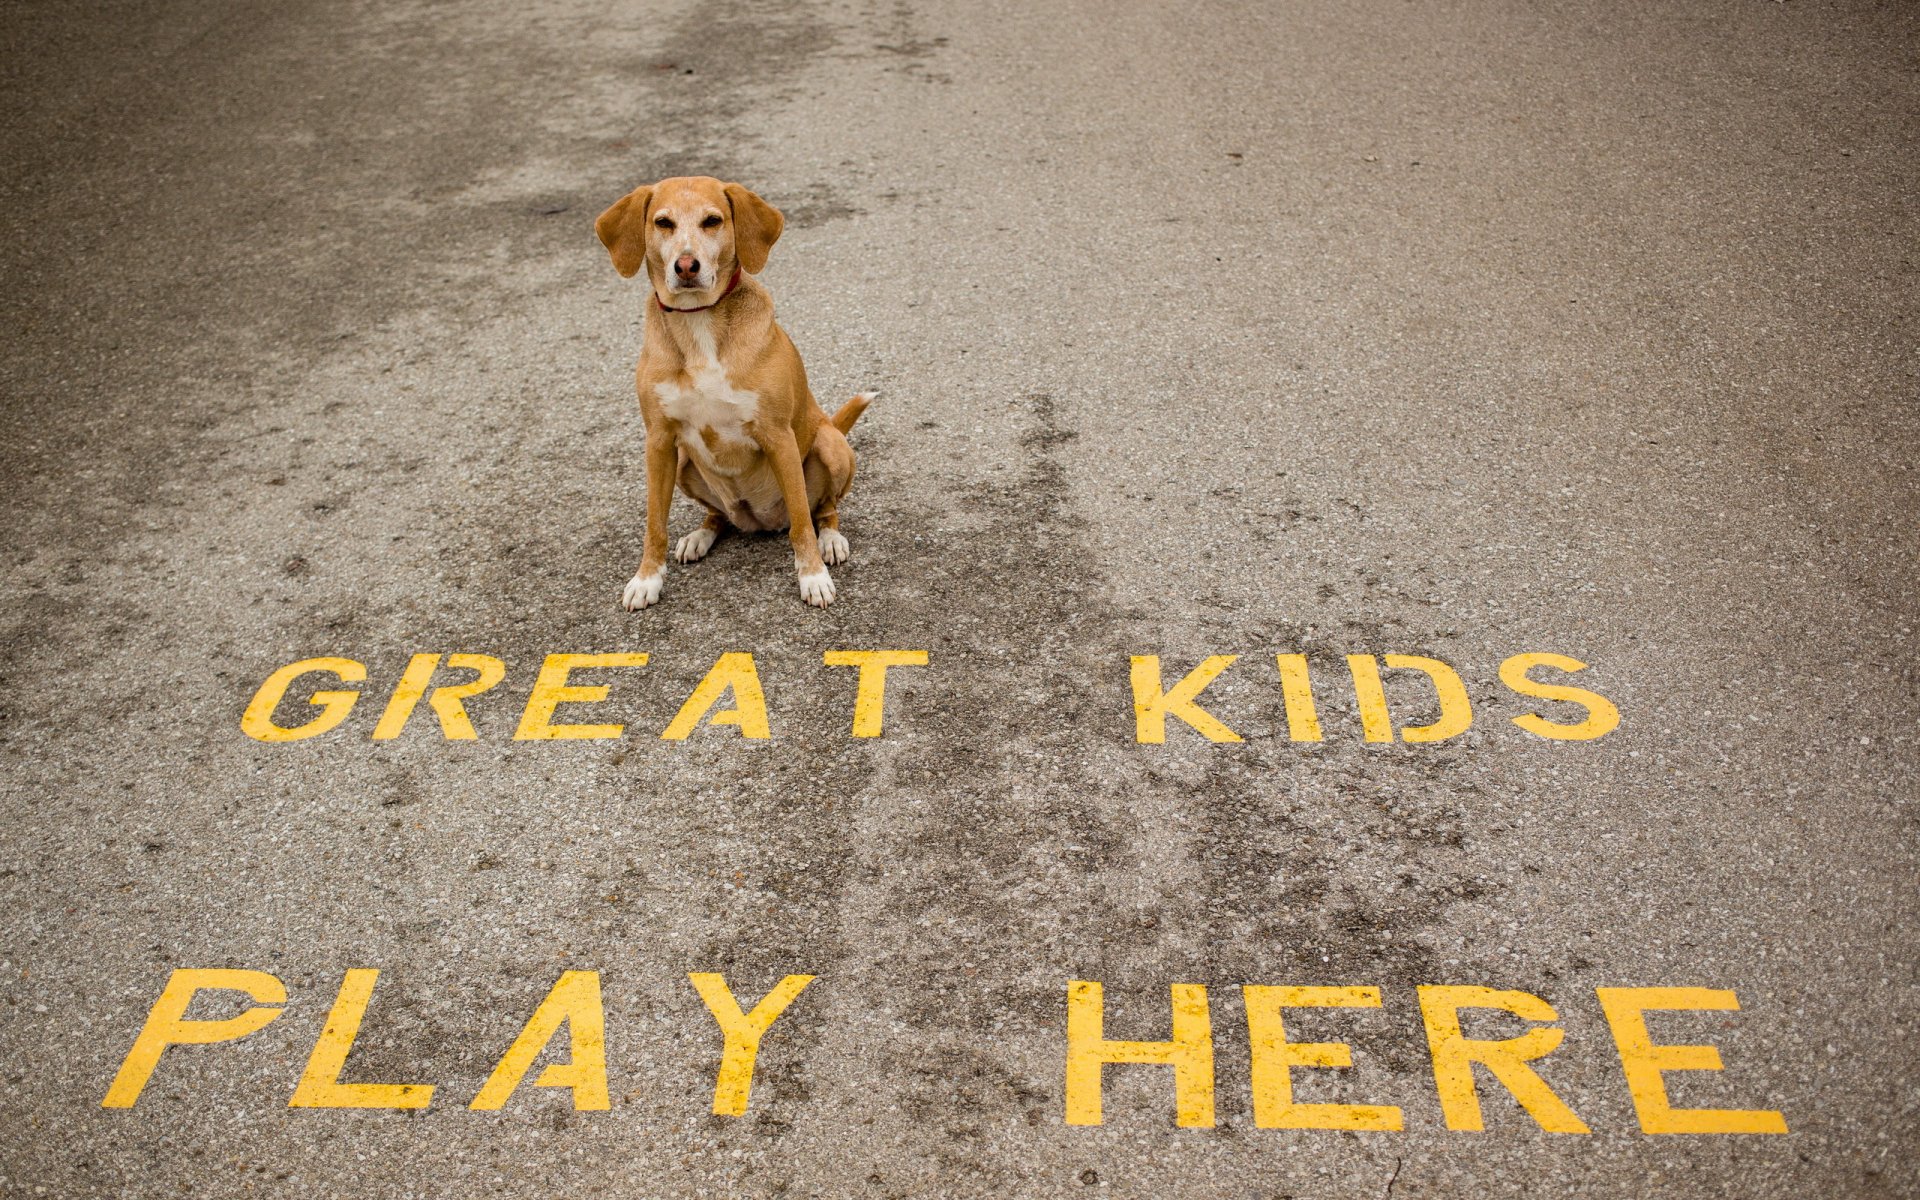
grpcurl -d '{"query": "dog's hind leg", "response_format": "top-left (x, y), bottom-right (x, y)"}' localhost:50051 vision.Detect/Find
top-left (805, 425), bottom-right (855, 566)
top-left (812, 499), bottom-right (848, 566)
top-left (674, 461), bottom-right (729, 563)
top-left (675, 509), bottom-right (726, 563)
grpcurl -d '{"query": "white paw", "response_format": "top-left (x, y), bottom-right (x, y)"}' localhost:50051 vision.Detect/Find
top-left (622, 570), bottom-right (664, 611)
top-left (818, 528), bottom-right (850, 566)
top-left (675, 527), bottom-right (717, 563)
top-left (797, 567), bottom-right (836, 608)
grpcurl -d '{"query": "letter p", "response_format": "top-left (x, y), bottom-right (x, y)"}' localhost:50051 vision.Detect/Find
top-left (102, 969), bottom-right (286, 1108)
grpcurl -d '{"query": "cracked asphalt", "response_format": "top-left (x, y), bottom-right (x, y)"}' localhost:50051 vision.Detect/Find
top-left (2, 0), bottom-right (1916, 1196)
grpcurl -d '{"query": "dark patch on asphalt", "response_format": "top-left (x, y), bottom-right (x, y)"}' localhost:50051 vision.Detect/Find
top-left (0, 0), bottom-right (855, 719)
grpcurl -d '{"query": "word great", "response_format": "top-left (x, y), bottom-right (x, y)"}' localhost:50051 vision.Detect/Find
top-left (1069, 979), bottom-right (1782, 1135)
top-left (241, 650), bottom-right (927, 742)
top-left (103, 968), bottom-right (810, 1115)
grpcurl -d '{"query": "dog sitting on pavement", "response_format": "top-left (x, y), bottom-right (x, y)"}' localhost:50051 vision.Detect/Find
top-left (596, 175), bottom-right (871, 609)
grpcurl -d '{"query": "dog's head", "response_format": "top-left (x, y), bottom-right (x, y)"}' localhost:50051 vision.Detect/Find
top-left (595, 176), bottom-right (784, 305)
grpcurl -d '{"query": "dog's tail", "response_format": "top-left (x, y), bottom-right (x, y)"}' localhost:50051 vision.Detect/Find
top-left (831, 391), bottom-right (876, 435)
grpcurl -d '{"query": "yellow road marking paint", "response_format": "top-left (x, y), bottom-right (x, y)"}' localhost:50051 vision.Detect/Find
top-left (373, 652), bottom-right (507, 740)
top-left (688, 972), bottom-right (815, 1116)
top-left (1273, 653), bottom-right (1323, 742)
top-left (1130, 655), bottom-right (1243, 744)
top-left (1346, 655), bottom-right (1475, 744)
top-left (661, 652), bottom-right (771, 740)
top-left (240, 657), bottom-right (364, 741)
top-left (470, 971), bottom-right (610, 1112)
top-left (1245, 985), bottom-right (1402, 1131)
top-left (1500, 653), bottom-right (1622, 741)
top-left (822, 649), bottom-right (928, 737)
top-left (1384, 654), bottom-right (1474, 743)
top-left (289, 969), bottom-right (434, 1109)
top-left (513, 653), bottom-right (651, 740)
top-left (1064, 979), bottom-right (1216, 1127)
top-left (1346, 654), bottom-right (1397, 743)
top-left (101, 969), bottom-right (286, 1108)
top-left (1418, 985), bottom-right (1589, 1133)
top-left (238, 650), bottom-right (1618, 744)
top-left (1597, 987), bottom-right (1787, 1134)
top-left (102, 971), bottom-right (1784, 1133)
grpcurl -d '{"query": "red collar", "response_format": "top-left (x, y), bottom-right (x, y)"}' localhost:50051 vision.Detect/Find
top-left (656, 269), bottom-right (743, 314)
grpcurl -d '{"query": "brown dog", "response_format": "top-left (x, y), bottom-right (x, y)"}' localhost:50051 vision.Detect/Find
top-left (596, 176), bottom-right (870, 609)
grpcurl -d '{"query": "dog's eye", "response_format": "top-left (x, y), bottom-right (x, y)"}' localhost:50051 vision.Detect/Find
top-left (701, 215), bottom-right (722, 229)
top-left (654, 217), bottom-right (674, 231)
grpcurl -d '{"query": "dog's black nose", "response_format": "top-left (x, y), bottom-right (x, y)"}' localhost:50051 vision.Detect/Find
top-left (674, 254), bottom-right (700, 280)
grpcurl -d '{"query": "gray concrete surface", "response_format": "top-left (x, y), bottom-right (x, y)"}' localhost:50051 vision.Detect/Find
top-left (2, 0), bottom-right (1916, 1195)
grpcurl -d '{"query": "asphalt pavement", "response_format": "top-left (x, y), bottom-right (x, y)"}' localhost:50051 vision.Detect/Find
top-left (2, 0), bottom-right (1916, 1196)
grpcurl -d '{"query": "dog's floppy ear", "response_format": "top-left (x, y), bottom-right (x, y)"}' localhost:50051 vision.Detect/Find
top-left (595, 185), bottom-right (654, 278)
top-left (724, 183), bottom-right (783, 275)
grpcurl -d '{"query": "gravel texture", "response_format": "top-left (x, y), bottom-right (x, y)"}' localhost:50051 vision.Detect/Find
top-left (1, 0), bottom-right (1916, 1196)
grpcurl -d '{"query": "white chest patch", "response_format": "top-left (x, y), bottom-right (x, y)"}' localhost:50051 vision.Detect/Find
top-left (652, 315), bottom-right (760, 472)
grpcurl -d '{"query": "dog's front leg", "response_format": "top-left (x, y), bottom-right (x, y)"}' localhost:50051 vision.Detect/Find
top-left (761, 430), bottom-right (834, 607)
top-left (622, 433), bottom-right (678, 610)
